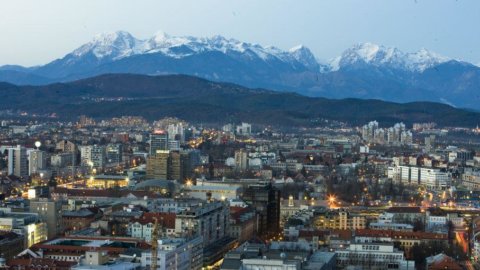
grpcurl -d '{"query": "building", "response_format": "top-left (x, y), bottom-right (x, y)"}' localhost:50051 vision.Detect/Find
top-left (314, 210), bottom-right (366, 230)
top-left (29, 198), bottom-right (64, 239)
top-left (128, 212), bottom-right (176, 241)
top-left (236, 123), bottom-right (251, 136)
top-left (106, 143), bottom-right (123, 164)
top-left (392, 165), bottom-right (451, 190)
top-left (146, 150), bottom-right (188, 181)
top-left (72, 251), bottom-right (141, 270)
top-left (56, 140), bottom-right (76, 152)
top-left (28, 150), bottom-right (47, 176)
top-left (461, 169), bottom-right (480, 190)
top-left (242, 183), bottom-right (281, 238)
top-left (51, 152), bottom-right (74, 168)
top-left (7, 145), bottom-right (28, 178)
top-left (141, 237), bottom-right (203, 270)
top-left (229, 207), bottom-right (255, 243)
top-left (150, 130), bottom-right (169, 155)
top-left (426, 253), bottom-right (462, 270)
top-left (0, 231), bottom-right (24, 260)
top-left (0, 210), bottom-right (47, 248)
top-left (86, 174), bottom-right (130, 189)
top-left (167, 123), bottom-right (185, 143)
top-left (80, 145), bottom-right (106, 169)
top-left (62, 208), bottom-right (102, 232)
top-left (147, 151), bottom-right (170, 180)
top-left (234, 149), bottom-right (248, 171)
top-left (335, 242), bottom-right (415, 270)
top-left (175, 200), bottom-right (229, 247)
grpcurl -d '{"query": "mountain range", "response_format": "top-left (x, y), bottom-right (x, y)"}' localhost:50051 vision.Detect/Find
top-left (0, 73), bottom-right (479, 127)
top-left (1, 31), bottom-right (480, 109)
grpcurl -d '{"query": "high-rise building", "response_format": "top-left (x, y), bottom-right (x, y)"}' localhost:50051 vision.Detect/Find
top-left (425, 135), bottom-right (436, 153)
top-left (242, 183), bottom-right (281, 238)
top-left (146, 150), bottom-right (170, 179)
top-left (234, 149), bottom-right (248, 171)
top-left (80, 145), bottom-right (106, 168)
top-left (150, 130), bottom-right (169, 155)
top-left (7, 145), bottom-right (28, 178)
top-left (29, 199), bottom-right (64, 239)
top-left (106, 143), bottom-right (123, 164)
top-left (146, 150), bottom-right (189, 181)
top-left (28, 150), bottom-right (47, 176)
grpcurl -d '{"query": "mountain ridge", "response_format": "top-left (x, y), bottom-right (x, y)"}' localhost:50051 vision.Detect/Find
top-left (1, 31), bottom-right (480, 109)
top-left (0, 73), bottom-right (479, 128)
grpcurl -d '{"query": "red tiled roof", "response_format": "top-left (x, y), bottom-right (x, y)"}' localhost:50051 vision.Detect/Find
top-left (132, 212), bottom-right (176, 228)
top-left (427, 254), bottom-right (462, 270)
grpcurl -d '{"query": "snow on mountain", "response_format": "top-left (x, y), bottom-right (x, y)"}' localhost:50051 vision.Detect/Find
top-left (329, 42), bottom-right (450, 72)
top-left (69, 30), bottom-right (319, 70)
top-left (72, 31), bottom-right (142, 60)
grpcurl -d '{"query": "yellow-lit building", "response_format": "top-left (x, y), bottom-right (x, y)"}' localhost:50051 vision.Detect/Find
top-left (0, 212), bottom-right (48, 248)
top-left (86, 174), bottom-right (129, 188)
top-left (315, 210), bottom-right (366, 230)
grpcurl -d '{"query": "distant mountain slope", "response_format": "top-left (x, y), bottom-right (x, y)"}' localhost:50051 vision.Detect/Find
top-left (0, 73), bottom-right (478, 127)
top-left (2, 31), bottom-right (480, 109)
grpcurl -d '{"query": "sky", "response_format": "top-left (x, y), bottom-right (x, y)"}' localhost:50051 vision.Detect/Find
top-left (0, 0), bottom-right (479, 66)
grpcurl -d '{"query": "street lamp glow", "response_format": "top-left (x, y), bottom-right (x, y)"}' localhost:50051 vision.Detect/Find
top-left (34, 141), bottom-right (41, 148)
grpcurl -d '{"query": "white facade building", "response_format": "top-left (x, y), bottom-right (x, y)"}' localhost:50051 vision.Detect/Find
top-left (141, 237), bottom-right (203, 270)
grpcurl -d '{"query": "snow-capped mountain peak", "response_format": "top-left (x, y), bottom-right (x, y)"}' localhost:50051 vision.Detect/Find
top-left (67, 30), bottom-right (320, 71)
top-left (288, 45), bottom-right (319, 70)
top-left (330, 42), bottom-right (449, 72)
top-left (72, 31), bottom-right (141, 60)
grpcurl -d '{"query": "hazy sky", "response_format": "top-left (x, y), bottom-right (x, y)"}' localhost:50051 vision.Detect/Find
top-left (0, 0), bottom-right (479, 66)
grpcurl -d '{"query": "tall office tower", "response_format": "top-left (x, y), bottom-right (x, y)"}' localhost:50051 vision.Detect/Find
top-left (234, 149), bottom-right (248, 171)
top-left (169, 151), bottom-right (182, 181)
top-left (425, 135), bottom-right (436, 153)
top-left (80, 145), bottom-right (106, 168)
top-left (242, 183), bottom-right (281, 238)
top-left (106, 143), bottom-right (123, 164)
top-left (29, 198), bottom-right (63, 239)
top-left (28, 150), bottom-right (47, 176)
top-left (150, 130), bottom-right (169, 155)
top-left (146, 150), bottom-right (170, 179)
top-left (7, 145), bottom-right (28, 178)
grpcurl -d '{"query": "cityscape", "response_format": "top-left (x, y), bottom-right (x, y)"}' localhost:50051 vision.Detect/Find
top-left (1, 1), bottom-right (480, 270)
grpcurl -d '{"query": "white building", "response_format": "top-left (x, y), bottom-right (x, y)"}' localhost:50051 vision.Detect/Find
top-left (7, 145), bottom-right (28, 178)
top-left (141, 237), bottom-right (203, 270)
top-left (28, 150), bottom-right (47, 176)
top-left (336, 242), bottom-right (414, 270)
top-left (241, 259), bottom-right (300, 270)
top-left (390, 165), bottom-right (451, 190)
top-left (234, 149), bottom-right (248, 171)
top-left (236, 123), bottom-right (252, 136)
top-left (80, 145), bottom-right (106, 168)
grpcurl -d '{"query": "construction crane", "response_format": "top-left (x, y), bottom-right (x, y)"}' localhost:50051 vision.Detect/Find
top-left (150, 217), bottom-right (160, 270)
